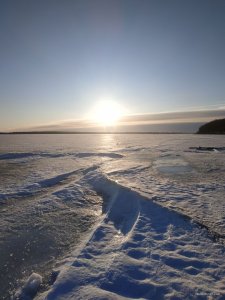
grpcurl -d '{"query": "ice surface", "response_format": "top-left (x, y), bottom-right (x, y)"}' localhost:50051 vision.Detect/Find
top-left (0, 134), bottom-right (225, 299)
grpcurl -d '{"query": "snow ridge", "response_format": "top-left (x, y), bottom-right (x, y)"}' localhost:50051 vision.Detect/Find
top-left (37, 171), bottom-right (225, 300)
top-left (0, 166), bottom-right (98, 202)
top-left (0, 151), bottom-right (123, 161)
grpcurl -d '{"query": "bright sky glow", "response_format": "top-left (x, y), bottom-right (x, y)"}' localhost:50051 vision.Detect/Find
top-left (90, 100), bottom-right (124, 127)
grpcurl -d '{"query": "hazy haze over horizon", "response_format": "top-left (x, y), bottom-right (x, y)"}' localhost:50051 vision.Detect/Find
top-left (6, 107), bottom-right (225, 133)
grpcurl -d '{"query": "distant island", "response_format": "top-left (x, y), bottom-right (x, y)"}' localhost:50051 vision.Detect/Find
top-left (197, 118), bottom-right (225, 134)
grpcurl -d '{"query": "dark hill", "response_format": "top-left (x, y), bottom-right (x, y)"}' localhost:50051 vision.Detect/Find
top-left (197, 118), bottom-right (225, 134)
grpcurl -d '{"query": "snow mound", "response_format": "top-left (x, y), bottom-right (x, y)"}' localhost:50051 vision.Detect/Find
top-left (37, 171), bottom-right (225, 299)
top-left (14, 273), bottom-right (42, 300)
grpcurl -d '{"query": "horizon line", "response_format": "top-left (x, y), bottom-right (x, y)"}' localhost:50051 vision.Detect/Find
top-left (0, 131), bottom-right (193, 135)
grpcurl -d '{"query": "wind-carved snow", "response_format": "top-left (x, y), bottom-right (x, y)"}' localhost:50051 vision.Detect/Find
top-left (0, 151), bottom-right (123, 198)
top-left (0, 151), bottom-right (123, 161)
top-left (0, 170), bottom-right (80, 201)
top-left (37, 171), bottom-right (225, 300)
top-left (0, 166), bottom-right (99, 202)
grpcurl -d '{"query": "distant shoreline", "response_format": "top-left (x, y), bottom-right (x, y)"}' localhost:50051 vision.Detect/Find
top-left (0, 131), bottom-right (192, 135)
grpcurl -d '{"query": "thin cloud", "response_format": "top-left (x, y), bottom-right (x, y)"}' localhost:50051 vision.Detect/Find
top-left (14, 108), bottom-right (225, 133)
top-left (119, 109), bottom-right (225, 125)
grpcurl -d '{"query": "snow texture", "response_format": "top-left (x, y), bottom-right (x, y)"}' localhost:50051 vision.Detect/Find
top-left (0, 134), bottom-right (225, 299)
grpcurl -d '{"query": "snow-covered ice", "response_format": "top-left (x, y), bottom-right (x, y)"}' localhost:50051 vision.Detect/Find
top-left (0, 134), bottom-right (225, 299)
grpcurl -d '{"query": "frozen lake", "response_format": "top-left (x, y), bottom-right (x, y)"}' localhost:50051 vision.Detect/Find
top-left (0, 134), bottom-right (225, 299)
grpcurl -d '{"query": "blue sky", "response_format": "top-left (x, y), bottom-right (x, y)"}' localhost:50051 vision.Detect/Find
top-left (1, 0), bottom-right (225, 131)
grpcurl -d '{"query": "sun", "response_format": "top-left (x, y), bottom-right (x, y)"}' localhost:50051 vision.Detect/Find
top-left (91, 100), bottom-right (123, 127)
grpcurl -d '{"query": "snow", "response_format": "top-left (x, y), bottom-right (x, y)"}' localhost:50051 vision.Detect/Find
top-left (14, 273), bottom-right (42, 300)
top-left (0, 134), bottom-right (225, 299)
top-left (36, 171), bottom-right (225, 299)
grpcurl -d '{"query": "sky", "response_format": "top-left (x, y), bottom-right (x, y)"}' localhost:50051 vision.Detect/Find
top-left (1, 0), bottom-right (225, 132)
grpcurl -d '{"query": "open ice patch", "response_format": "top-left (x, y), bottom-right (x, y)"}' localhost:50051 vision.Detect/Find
top-left (154, 154), bottom-right (192, 174)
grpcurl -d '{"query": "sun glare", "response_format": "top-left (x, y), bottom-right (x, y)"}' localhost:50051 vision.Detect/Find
top-left (91, 100), bottom-right (123, 127)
